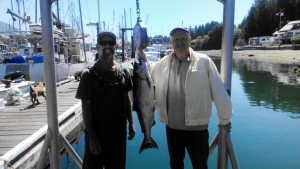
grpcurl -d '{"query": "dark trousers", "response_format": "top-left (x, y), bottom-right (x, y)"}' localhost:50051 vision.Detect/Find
top-left (166, 127), bottom-right (209, 169)
top-left (82, 130), bottom-right (127, 169)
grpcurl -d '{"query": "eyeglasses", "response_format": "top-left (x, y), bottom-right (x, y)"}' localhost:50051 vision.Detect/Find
top-left (172, 37), bottom-right (189, 42)
top-left (98, 40), bottom-right (116, 46)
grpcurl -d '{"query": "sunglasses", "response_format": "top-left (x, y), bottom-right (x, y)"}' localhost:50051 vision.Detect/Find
top-left (98, 40), bottom-right (116, 46)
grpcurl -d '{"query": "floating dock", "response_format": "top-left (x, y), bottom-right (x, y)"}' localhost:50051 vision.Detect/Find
top-left (0, 80), bottom-right (83, 168)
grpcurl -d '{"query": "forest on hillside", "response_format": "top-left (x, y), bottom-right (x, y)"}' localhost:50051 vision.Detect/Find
top-left (185, 0), bottom-right (300, 50)
top-left (240, 0), bottom-right (300, 40)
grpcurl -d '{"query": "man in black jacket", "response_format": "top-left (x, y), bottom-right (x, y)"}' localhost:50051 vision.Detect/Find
top-left (76, 31), bottom-right (135, 169)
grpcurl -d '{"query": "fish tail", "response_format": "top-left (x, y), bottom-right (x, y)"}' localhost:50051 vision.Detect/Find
top-left (139, 137), bottom-right (159, 154)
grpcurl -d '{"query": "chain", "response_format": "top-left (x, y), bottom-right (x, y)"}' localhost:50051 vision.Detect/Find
top-left (136, 0), bottom-right (141, 23)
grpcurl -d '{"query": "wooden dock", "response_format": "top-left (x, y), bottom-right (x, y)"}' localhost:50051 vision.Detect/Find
top-left (0, 80), bottom-right (84, 168)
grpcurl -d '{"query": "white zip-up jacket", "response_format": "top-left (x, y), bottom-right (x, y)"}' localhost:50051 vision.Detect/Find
top-left (151, 48), bottom-right (232, 126)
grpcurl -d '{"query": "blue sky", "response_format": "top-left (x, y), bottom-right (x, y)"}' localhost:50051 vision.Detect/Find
top-left (0, 0), bottom-right (254, 37)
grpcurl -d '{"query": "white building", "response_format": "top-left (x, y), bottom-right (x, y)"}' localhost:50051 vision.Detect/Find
top-left (272, 20), bottom-right (300, 43)
top-left (248, 36), bottom-right (273, 46)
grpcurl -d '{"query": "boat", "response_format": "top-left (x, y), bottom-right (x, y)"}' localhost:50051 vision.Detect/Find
top-left (1, 5), bottom-right (96, 83)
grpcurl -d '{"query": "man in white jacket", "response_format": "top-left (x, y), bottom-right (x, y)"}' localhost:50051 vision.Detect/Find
top-left (151, 27), bottom-right (233, 169)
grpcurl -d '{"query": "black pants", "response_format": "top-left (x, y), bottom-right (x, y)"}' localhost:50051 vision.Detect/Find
top-left (166, 127), bottom-right (209, 169)
top-left (82, 130), bottom-right (127, 169)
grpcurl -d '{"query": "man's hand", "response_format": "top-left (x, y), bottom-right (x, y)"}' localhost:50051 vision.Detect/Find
top-left (89, 136), bottom-right (102, 155)
top-left (137, 50), bottom-right (147, 62)
top-left (128, 124), bottom-right (136, 140)
top-left (218, 122), bottom-right (232, 133)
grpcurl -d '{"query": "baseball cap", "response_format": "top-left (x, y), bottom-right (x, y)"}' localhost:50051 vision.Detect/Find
top-left (97, 31), bottom-right (116, 42)
top-left (169, 27), bottom-right (190, 36)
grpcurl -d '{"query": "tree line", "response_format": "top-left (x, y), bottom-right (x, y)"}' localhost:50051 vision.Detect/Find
top-left (188, 0), bottom-right (300, 50)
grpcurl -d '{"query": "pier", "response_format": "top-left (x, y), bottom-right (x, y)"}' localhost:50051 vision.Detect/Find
top-left (0, 80), bottom-right (83, 168)
top-left (0, 0), bottom-right (239, 167)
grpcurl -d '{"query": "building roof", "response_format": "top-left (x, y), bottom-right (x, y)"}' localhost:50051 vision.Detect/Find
top-left (279, 20), bottom-right (300, 32)
top-left (272, 31), bottom-right (285, 35)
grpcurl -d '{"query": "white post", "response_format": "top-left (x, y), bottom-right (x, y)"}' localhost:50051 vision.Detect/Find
top-left (97, 0), bottom-right (101, 33)
top-left (78, 0), bottom-right (87, 64)
top-left (218, 0), bottom-right (235, 169)
top-left (220, 0), bottom-right (234, 95)
top-left (40, 0), bottom-right (61, 168)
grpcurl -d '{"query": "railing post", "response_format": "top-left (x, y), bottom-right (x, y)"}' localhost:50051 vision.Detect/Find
top-left (216, 0), bottom-right (237, 168)
top-left (37, 129), bottom-right (52, 169)
top-left (220, 0), bottom-right (235, 95)
top-left (60, 134), bottom-right (83, 168)
top-left (209, 134), bottom-right (218, 156)
top-left (217, 124), bottom-right (228, 169)
top-left (227, 133), bottom-right (239, 169)
top-left (40, 0), bottom-right (61, 168)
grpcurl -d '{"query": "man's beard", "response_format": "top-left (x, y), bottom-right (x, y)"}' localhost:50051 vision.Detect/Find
top-left (174, 43), bottom-right (189, 51)
top-left (101, 48), bottom-right (114, 59)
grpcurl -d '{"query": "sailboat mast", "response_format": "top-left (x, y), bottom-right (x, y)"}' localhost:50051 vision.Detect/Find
top-left (56, 0), bottom-right (61, 62)
top-left (97, 0), bottom-right (101, 33)
top-left (22, 0), bottom-right (27, 32)
top-left (17, 0), bottom-right (21, 32)
top-left (35, 0), bottom-right (37, 23)
top-left (11, 0), bottom-right (15, 31)
top-left (78, 0), bottom-right (87, 64)
top-left (56, 0), bottom-right (60, 22)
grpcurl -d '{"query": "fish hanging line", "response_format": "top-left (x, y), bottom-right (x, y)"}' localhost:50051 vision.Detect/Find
top-left (136, 0), bottom-right (141, 23)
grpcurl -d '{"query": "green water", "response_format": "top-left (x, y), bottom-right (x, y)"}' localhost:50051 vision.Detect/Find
top-left (61, 58), bottom-right (300, 169)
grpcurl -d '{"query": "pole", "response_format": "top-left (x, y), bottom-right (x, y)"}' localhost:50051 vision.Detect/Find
top-left (17, 0), bottom-right (21, 32)
top-left (218, 0), bottom-right (235, 168)
top-left (96, 23), bottom-right (99, 35)
top-left (56, 0), bottom-right (61, 62)
top-left (130, 8), bottom-right (132, 36)
top-left (78, 0), bottom-right (87, 64)
top-left (121, 28), bottom-right (133, 61)
top-left (220, 0), bottom-right (234, 95)
top-left (11, 0), bottom-right (14, 31)
top-left (279, 10), bottom-right (282, 29)
top-left (35, 0), bottom-right (37, 23)
top-left (40, 0), bottom-right (61, 168)
top-left (22, 0), bottom-right (27, 32)
top-left (122, 28), bottom-right (125, 61)
top-left (217, 125), bottom-right (229, 169)
top-left (97, 0), bottom-right (101, 33)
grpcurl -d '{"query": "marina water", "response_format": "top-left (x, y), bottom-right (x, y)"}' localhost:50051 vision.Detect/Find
top-left (61, 57), bottom-right (300, 169)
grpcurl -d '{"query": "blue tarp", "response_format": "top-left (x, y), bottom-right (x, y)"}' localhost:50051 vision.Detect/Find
top-left (10, 55), bottom-right (25, 63)
top-left (33, 55), bottom-right (43, 63)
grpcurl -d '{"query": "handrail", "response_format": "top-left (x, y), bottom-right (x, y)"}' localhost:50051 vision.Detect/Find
top-left (0, 102), bottom-right (82, 169)
top-left (209, 125), bottom-right (239, 169)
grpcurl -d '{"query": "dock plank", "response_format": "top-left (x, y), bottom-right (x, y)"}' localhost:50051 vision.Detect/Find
top-left (0, 130), bottom-right (39, 136)
top-left (0, 81), bottom-right (81, 156)
top-left (0, 148), bottom-right (12, 156)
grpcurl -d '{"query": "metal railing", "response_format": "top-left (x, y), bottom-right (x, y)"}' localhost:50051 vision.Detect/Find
top-left (37, 1), bottom-right (83, 168)
top-left (0, 102), bottom-right (83, 169)
top-left (209, 124), bottom-right (239, 169)
top-left (210, 0), bottom-right (239, 169)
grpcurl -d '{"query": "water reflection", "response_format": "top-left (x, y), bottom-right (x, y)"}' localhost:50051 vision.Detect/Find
top-left (232, 58), bottom-right (300, 117)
